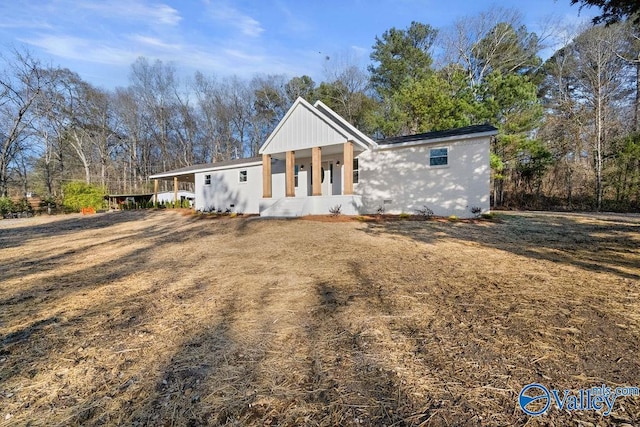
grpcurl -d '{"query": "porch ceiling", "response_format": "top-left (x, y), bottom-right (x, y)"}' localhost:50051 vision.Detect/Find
top-left (154, 174), bottom-right (194, 183)
top-left (270, 143), bottom-right (365, 160)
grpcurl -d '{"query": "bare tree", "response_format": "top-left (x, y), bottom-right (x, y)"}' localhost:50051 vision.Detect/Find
top-left (570, 23), bottom-right (629, 209)
top-left (0, 49), bottom-right (51, 196)
top-left (129, 57), bottom-right (180, 173)
top-left (319, 52), bottom-right (375, 131)
top-left (113, 87), bottom-right (147, 192)
top-left (250, 74), bottom-right (288, 156)
top-left (441, 7), bottom-right (545, 88)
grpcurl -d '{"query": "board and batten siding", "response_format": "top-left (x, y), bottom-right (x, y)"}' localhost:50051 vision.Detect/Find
top-left (261, 102), bottom-right (350, 154)
top-left (195, 164), bottom-right (263, 214)
top-left (357, 136), bottom-right (491, 218)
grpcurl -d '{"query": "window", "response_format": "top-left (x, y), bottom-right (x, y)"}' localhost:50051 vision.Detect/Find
top-left (204, 174), bottom-right (211, 185)
top-left (329, 163), bottom-right (333, 184)
top-left (294, 165), bottom-right (299, 188)
top-left (429, 148), bottom-right (448, 166)
top-left (239, 170), bottom-right (247, 182)
top-left (353, 158), bottom-right (359, 184)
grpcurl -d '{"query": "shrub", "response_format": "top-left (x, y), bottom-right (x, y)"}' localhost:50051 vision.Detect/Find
top-left (399, 212), bottom-right (410, 219)
top-left (414, 205), bottom-right (434, 219)
top-left (14, 198), bottom-right (32, 214)
top-left (376, 205), bottom-right (385, 215)
top-left (447, 215), bottom-right (459, 222)
top-left (0, 197), bottom-right (15, 216)
top-left (469, 206), bottom-right (482, 217)
top-left (329, 204), bottom-right (342, 216)
top-left (40, 197), bottom-right (57, 214)
top-left (62, 182), bottom-right (105, 212)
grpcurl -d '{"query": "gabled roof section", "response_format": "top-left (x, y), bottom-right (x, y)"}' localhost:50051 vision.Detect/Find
top-left (377, 124), bottom-right (498, 148)
top-left (313, 100), bottom-right (377, 149)
top-left (259, 97), bottom-right (375, 155)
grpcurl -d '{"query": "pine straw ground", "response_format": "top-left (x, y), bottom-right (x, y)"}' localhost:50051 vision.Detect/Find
top-left (0, 210), bottom-right (639, 427)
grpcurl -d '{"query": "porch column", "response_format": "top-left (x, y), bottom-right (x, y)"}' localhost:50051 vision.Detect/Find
top-left (262, 154), bottom-right (272, 198)
top-left (285, 150), bottom-right (295, 197)
top-left (343, 141), bottom-right (354, 195)
top-left (153, 179), bottom-right (158, 205)
top-left (173, 176), bottom-right (178, 207)
top-left (312, 146), bottom-right (322, 196)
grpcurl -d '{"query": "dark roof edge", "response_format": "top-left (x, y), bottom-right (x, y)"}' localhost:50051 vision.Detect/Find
top-left (150, 156), bottom-right (262, 178)
top-left (376, 124), bottom-right (498, 145)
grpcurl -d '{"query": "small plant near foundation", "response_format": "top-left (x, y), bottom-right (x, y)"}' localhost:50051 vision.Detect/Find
top-left (329, 204), bottom-right (342, 216)
top-left (376, 205), bottom-right (385, 215)
top-left (399, 212), bottom-right (410, 219)
top-left (469, 206), bottom-right (482, 217)
top-left (448, 215), bottom-right (459, 222)
top-left (414, 205), bottom-right (434, 219)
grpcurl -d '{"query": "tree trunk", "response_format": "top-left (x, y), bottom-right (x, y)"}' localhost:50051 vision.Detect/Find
top-left (595, 67), bottom-right (604, 211)
top-left (635, 60), bottom-right (640, 132)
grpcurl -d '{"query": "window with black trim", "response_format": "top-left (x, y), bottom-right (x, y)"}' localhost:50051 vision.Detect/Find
top-left (204, 174), bottom-right (211, 185)
top-left (353, 158), bottom-right (359, 184)
top-left (294, 165), bottom-right (299, 187)
top-left (239, 170), bottom-right (247, 182)
top-left (429, 148), bottom-right (448, 166)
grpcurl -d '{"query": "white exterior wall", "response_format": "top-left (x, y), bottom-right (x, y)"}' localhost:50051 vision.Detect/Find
top-left (195, 164), bottom-right (263, 214)
top-left (156, 190), bottom-right (194, 204)
top-left (357, 137), bottom-right (491, 218)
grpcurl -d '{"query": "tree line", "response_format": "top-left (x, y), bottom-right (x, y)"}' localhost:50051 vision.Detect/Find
top-left (1, 5), bottom-right (639, 211)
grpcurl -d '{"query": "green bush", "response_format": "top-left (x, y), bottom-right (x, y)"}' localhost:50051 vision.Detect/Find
top-left (62, 182), bottom-right (105, 212)
top-left (0, 197), bottom-right (15, 216)
top-left (14, 198), bottom-right (32, 213)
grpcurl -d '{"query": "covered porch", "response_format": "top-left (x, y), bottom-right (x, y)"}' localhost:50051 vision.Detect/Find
top-left (148, 166), bottom-right (196, 206)
top-left (258, 97), bottom-right (375, 217)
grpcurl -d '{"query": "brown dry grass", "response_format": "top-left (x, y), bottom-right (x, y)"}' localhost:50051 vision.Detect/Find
top-left (0, 210), bottom-right (639, 426)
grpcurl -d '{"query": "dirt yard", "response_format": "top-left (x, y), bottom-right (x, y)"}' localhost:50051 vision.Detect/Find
top-left (0, 210), bottom-right (639, 426)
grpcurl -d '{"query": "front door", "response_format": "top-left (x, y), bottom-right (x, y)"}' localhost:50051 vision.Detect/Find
top-left (322, 161), bottom-right (332, 196)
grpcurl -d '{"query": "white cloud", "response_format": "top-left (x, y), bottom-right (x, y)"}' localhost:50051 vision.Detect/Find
top-left (274, 1), bottom-right (311, 34)
top-left (0, 18), bottom-right (53, 30)
top-left (20, 34), bottom-right (139, 66)
top-left (129, 34), bottom-right (182, 51)
top-left (79, 1), bottom-right (182, 26)
top-left (207, 4), bottom-right (264, 37)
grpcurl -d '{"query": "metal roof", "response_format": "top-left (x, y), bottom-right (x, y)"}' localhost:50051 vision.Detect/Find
top-left (149, 157), bottom-right (262, 179)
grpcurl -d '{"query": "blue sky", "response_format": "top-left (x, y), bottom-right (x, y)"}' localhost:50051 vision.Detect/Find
top-left (0, 1), bottom-right (596, 90)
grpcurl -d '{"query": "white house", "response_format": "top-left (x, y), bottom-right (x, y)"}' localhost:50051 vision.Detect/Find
top-left (156, 190), bottom-right (195, 206)
top-left (150, 97), bottom-right (497, 218)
